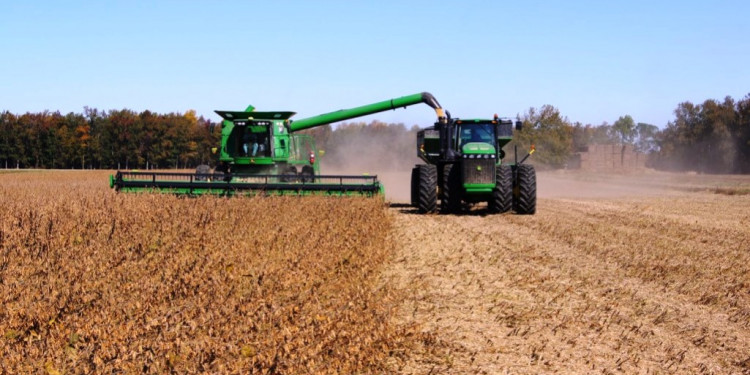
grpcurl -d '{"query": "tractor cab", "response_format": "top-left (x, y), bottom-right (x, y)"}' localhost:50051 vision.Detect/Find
top-left (454, 117), bottom-right (514, 158)
top-left (456, 121), bottom-right (497, 154)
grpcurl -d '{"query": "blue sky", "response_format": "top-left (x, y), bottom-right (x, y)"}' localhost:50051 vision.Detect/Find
top-left (1, 1), bottom-right (748, 128)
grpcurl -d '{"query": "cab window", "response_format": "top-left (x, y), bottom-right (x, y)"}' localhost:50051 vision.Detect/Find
top-left (459, 123), bottom-right (496, 147)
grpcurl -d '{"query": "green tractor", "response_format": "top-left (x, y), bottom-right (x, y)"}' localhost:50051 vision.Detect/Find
top-left (110, 92), bottom-right (444, 196)
top-left (411, 112), bottom-right (536, 214)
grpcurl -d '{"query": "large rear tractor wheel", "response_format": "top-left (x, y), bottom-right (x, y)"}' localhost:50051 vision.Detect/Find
top-left (513, 164), bottom-right (537, 215)
top-left (441, 163), bottom-right (462, 214)
top-left (410, 166), bottom-right (419, 207)
top-left (416, 164), bottom-right (437, 214)
top-left (488, 165), bottom-right (512, 213)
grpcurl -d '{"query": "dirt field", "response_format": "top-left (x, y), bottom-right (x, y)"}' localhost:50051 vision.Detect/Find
top-left (384, 170), bottom-right (750, 374)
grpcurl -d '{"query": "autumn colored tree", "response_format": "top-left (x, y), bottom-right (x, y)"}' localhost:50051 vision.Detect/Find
top-left (3, 95), bottom-right (750, 174)
top-left (513, 105), bottom-right (573, 168)
top-left (655, 96), bottom-right (747, 173)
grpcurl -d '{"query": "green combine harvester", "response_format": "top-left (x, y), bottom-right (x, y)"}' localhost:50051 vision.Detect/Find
top-left (110, 92), bottom-right (444, 197)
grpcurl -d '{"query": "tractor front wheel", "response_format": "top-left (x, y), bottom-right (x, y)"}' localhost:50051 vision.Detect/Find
top-left (513, 164), bottom-right (537, 215)
top-left (410, 166), bottom-right (419, 207)
top-left (441, 163), bottom-right (462, 214)
top-left (488, 165), bottom-right (512, 213)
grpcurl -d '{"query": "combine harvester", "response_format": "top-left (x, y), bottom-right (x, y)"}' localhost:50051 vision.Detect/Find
top-left (109, 93), bottom-right (444, 197)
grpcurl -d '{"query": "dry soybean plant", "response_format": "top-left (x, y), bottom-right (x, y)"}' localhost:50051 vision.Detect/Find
top-left (0, 171), bottom-right (419, 374)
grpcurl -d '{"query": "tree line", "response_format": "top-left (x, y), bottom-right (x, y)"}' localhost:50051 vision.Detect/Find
top-left (509, 94), bottom-right (750, 173)
top-left (0, 109), bottom-right (218, 169)
top-left (2, 93), bottom-right (749, 173)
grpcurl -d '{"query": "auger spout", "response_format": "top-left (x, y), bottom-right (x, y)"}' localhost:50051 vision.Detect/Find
top-left (288, 92), bottom-right (444, 132)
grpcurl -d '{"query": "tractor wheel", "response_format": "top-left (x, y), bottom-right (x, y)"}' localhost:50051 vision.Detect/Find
top-left (417, 164), bottom-right (437, 214)
top-left (410, 166), bottom-right (419, 207)
top-left (513, 164), bottom-right (537, 215)
top-left (441, 163), bottom-right (462, 214)
top-left (300, 165), bottom-right (315, 183)
top-left (281, 166), bottom-right (298, 182)
top-left (488, 165), bottom-right (512, 213)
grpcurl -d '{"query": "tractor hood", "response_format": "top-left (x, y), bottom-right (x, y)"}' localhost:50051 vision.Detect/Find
top-left (461, 143), bottom-right (496, 155)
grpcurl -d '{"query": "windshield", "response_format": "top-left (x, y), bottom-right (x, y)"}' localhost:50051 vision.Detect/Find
top-left (459, 123), bottom-right (496, 147)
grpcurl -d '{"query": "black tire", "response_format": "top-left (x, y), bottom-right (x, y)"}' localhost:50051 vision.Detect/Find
top-left (214, 163), bottom-right (232, 182)
top-left (300, 165), bottom-right (315, 183)
top-left (416, 164), bottom-right (437, 214)
top-left (410, 166), bottom-right (419, 207)
top-left (195, 164), bottom-right (211, 181)
top-left (513, 164), bottom-right (537, 215)
top-left (440, 163), bottom-right (462, 214)
top-left (211, 167), bottom-right (225, 182)
top-left (281, 165), bottom-right (298, 182)
top-left (488, 165), bottom-right (512, 213)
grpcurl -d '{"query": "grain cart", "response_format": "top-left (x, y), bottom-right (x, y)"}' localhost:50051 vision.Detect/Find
top-left (410, 113), bottom-right (536, 214)
top-left (110, 92), bottom-right (444, 197)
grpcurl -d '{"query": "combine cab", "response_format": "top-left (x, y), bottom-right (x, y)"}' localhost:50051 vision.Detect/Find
top-left (110, 92), bottom-right (444, 196)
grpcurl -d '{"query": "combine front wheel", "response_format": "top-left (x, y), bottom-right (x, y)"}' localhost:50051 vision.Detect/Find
top-left (281, 166), bottom-right (298, 182)
top-left (300, 166), bottom-right (315, 183)
top-left (195, 164), bottom-right (211, 181)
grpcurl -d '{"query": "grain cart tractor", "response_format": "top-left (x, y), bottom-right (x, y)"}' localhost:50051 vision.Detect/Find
top-left (410, 113), bottom-right (536, 214)
top-left (110, 92), bottom-right (444, 197)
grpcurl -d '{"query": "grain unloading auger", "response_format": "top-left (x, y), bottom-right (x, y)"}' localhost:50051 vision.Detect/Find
top-left (109, 92), bottom-right (445, 197)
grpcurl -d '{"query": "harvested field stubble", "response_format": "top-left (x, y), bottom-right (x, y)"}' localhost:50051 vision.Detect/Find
top-left (0, 171), bottom-right (416, 373)
top-left (388, 181), bottom-right (750, 374)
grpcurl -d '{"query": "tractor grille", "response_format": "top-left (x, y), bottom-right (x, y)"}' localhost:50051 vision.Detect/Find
top-left (462, 158), bottom-right (495, 184)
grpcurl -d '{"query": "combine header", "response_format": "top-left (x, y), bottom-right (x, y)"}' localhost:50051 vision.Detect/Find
top-left (110, 93), bottom-right (444, 197)
top-left (109, 171), bottom-right (381, 197)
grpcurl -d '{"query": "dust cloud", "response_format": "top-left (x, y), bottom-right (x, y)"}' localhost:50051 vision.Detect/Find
top-left (316, 123), bottom-right (421, 203)
top-left (537, 170), bottom-right (676, 199)
top-left (311, 121), bottom-right (736, 202)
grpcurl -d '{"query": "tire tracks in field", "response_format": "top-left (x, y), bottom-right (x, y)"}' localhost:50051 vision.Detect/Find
top-left (385, 195), bottom-right (750, 374)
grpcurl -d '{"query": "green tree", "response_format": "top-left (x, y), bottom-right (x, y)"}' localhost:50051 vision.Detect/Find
top-left (634, 122), bottom-right (659, 153)
top-left (0, 111), bottom-right (17, 168)
top-left (513, 105), bottom-right (573, 168)
top-left (734, 95), bottom-right (750, 173)
top-left (613, 115), bottom-right (636, 145)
